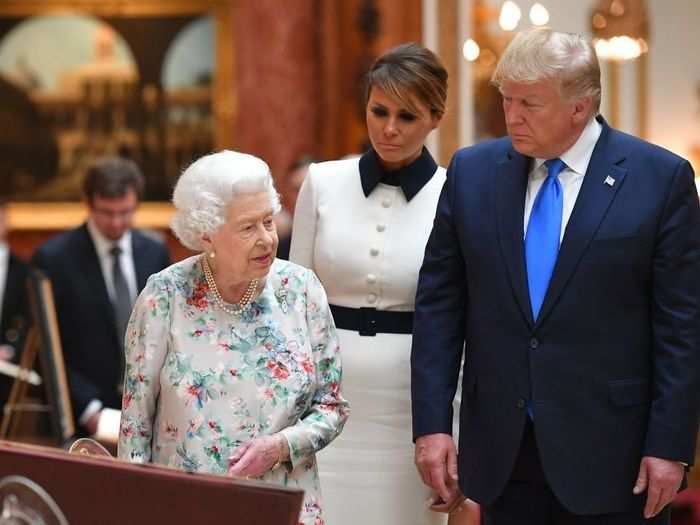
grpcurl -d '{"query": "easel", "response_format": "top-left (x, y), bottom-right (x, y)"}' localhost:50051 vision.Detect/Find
top-left (0, 270), bottom-right (75, 446)
top-left (0, 327), bottom-right (45, 439)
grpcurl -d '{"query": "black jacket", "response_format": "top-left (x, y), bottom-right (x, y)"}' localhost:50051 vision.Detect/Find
top-left (32, 224), bottom-right (170, 424)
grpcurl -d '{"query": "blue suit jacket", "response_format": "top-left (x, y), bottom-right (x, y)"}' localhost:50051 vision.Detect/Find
top-left (32, 224), bottom-right (170, 425)
top-left (411, 118), bottom-right (700, 514)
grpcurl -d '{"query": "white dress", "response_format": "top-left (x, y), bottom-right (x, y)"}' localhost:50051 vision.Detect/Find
top-left (290, 150), bottom-right (449, 525)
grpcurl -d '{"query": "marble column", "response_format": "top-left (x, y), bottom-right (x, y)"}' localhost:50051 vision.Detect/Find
top-left (233, 0), bottom-right (319, 188)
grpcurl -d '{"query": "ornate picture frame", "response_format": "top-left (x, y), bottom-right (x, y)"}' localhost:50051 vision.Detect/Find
top-left (0, 0), bottom-right (236, 230)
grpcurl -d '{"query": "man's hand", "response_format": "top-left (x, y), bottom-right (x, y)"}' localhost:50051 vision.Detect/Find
top-left (415, 433), bottom-right (458, 503)
top-left (0, 344), bottom-right (15, 361)
top-left (429, 486), bottom-right (466, 514)
top-left (84, 410), bottom-right (101, 436)
top-left (633, 456), bottom-right (684, 518)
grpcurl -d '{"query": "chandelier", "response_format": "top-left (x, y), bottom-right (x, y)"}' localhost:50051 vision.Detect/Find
top-left (463, 1), bottom-right (550, 63)
top-left (591, 0), bottom-right (649, 61)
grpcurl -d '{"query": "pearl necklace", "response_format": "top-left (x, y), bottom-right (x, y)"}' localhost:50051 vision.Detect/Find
top-left (201, 256), bottom-right (258, 316)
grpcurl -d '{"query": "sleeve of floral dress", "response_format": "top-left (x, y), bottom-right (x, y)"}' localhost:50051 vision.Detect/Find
top-left (279, 269), bottom-right (349, 468)
top-left (117, 272), bottom-right (172, 463)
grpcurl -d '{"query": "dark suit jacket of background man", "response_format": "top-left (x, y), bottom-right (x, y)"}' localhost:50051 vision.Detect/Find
top-left (0, 253), bottom-right (31, 411)
top-left (32, 224), bottom-right (170, 422)
top-left (411, 116), bottom-right (700, 515)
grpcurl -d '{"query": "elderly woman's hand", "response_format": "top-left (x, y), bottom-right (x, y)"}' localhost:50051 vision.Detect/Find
top-left (227, 434), bottom-right (288, 478)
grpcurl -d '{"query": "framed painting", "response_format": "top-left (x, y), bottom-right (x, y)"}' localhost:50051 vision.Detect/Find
top-left (0, 0), bottom-right (236, 229)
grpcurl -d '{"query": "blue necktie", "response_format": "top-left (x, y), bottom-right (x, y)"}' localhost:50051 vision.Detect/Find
top-left (525, 158), bottom-right (566, 320)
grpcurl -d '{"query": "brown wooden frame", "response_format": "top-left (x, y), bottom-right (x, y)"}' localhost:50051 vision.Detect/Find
top-left (0, 269), bottom-right (75, 445)
top-left (0, 440), bottom-right (305, 524)
top-left (29, 270), bottom-right (75, 442)
top-left (0, 0), bottom-right (236, 229)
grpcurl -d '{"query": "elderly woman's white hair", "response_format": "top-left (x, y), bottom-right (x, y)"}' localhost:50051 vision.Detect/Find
top-left (491, 27), bottom-right (601, 114)
top-left (171, 150), bottom-right (281, 251)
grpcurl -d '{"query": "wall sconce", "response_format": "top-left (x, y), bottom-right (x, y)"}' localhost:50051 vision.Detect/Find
top-left (591, 0), bottom-right (650, 138)
top-left (499, 1), bottom-right (521, 31)
top-left (461, 1), bottom-right (550, 143)
top-left (591, 0), bottom-right (649, 61)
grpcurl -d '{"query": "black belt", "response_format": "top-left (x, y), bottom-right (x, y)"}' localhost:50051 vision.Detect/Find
top-left (329, 304), bottom-right (414, 336)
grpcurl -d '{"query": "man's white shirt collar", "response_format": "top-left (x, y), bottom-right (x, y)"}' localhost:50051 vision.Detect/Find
top-left (532, 117), bottom-right (603, 178)
top-left (86, 219), bottom-right (132, 256)
top-left (524, 117), bottom-right (604, 242)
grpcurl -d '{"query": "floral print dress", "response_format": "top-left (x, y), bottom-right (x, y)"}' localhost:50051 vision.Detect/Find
top-left (118, 256), bottom-right (349, 525)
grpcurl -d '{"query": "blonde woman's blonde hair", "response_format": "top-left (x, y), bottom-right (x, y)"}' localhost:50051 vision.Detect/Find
top-left (492, 28), bottom-right (601, 114)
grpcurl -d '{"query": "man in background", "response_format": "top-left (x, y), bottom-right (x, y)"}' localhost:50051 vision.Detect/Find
top-left (0, 198), bottom-right (31, 412)
top-left (33, 158), bottom-right (170, 435)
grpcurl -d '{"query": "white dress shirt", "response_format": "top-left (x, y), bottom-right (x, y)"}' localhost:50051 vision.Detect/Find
top-left (82, 221), bottom-right (138, 425)
top-left (523, 117), bottom-right (603, 242)
top-left (86, 220), bottom-right (138, 304)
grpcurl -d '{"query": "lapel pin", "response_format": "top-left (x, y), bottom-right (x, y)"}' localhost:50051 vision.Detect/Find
top-left (604, 175), bottom-right (616, 187)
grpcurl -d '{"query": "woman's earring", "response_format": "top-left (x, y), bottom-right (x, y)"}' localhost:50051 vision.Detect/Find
top-left (209, 251), bottom-right (216, 259)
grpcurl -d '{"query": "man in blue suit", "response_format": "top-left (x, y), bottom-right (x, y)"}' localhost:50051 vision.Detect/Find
top-left (33, 157), bottom-right (170, 435)
top-left (411, 28), bottom-right (699, 524)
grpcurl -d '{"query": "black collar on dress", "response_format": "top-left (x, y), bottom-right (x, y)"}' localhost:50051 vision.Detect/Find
top-left (358, 147), bottom-right (437, 201)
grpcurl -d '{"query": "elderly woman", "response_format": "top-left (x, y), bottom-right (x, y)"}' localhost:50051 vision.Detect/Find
top-left (118, 150), bottom-right (349, 525)
top-left (290, 43), bottom-right (476, 525)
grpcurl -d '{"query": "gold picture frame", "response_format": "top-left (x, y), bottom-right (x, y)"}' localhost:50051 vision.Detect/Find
top-left (7, 202), bottom-right (175, 232)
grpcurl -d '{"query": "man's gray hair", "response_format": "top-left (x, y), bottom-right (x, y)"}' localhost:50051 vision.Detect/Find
top-left (491, 28), bottom-right (601, 114)
top-left (171, 150), bottom-right (281, 251)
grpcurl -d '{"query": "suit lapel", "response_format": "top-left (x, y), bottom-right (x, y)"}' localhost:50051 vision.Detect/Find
top-left (536, 122), bottom-right (627, 326)
top-left (131, 232), bottom-right (150, 291)
top-left (77, 225), bottom-right (116, 327)
top-left (2, 257), bottom-right (17, 325)
top-left (496, 147), bottom-right (534, 327)
top-left (1, 256), bottom-right (21, 329)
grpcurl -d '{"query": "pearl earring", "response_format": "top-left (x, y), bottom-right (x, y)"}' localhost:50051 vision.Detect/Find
top-left (209, 251), bottom-right (216, 259)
